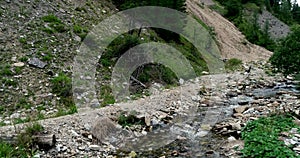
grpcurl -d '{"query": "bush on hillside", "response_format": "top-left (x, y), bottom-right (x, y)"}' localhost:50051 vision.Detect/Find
top-left (269, 25), bottom-right (300, 75)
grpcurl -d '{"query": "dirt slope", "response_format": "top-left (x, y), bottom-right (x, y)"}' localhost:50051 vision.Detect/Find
top-left (187, 0), bottom-right (273, 62)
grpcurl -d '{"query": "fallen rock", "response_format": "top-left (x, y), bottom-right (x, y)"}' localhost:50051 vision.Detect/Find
top-left (234, 106), bottom-right (248, 114)
top-left (89, 145), bottom-right (101, 151)
top-left (13, 62), bottom-right (25, 67)
top-left (28, 57), bottom-right (47, 68)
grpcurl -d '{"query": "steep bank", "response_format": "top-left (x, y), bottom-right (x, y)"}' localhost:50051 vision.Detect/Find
top-left (187, 0), bottom-right (273, 62)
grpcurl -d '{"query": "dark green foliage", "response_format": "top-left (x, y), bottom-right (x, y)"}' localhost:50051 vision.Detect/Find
top-left (225, 58), bottom-right (243, 71)
top-left (111, 0), bottom-right (186, 41)
top-left (41, 14), bottom-right (67, 33)
top-left (42, 14), bottom-right (61, 23)
top-left (16, 98), bottom-right (32, 110)
top-left (241, 114), bottom-right (300, 157)
top-left (0, 123), bottom-right (44, 157)
top-left (269, 26), bottom-right (300, 75)
top-left (51, 73), bottom-right (72, 97)
top-left (50, 72), bottom-right (76, 113)
top-left (292, 2), bottom-right (300, 24)
top-left (295, 73), bottom-right (300, 90)
top-left (19, 56), bottom-right (29, 62)
top-left (49, 22), bottom-right (67, 33)
top-left (235, 14), bottom-right (276, 51)
top-left (216, 0), bottom-right (297, 25)
top-left (102, 34), bottom-right (140, 67)
top-left (55, 104), bottom-right (77, 117)
top-left (112, 0), bottom-right (186, 12)
top-left (0, 142), bottom-right (29, 158)
top-left (133, 63), bottom-right (178, 86)
top-left (224, 0), bottom-right (243, 19)
top-left (117, 111), bottom-right (145, 127)
top-left (0, 64), bottom-right (13, 76)
top-left (24, 123), bottom-right (44, 135)
top-left (1, 78), bottom-right (17, 87)
top-left (100, 85), bottom-right (115, 106)
top-left (214, 1), bottom-right (276, 51)
top-left (73, 25), bottom-right (88, 40)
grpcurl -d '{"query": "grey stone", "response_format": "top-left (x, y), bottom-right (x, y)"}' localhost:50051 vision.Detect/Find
top-left (84, 124), bottom-right (91, 131)
top-left (228, 136), bottom-right (236, 142)
top-left (10, 113), bottom-right (20, 119)
top-left (89, 145), bottom-right (101, 151)
top-left (28, 57), bottom-right (47, 68)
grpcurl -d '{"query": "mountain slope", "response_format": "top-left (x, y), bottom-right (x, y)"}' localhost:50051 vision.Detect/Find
top-left (187, 0), bottom-right (273, 62)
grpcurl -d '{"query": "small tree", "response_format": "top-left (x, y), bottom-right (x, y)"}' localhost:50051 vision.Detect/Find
top-left (269, 25), bottom-right (300, 75)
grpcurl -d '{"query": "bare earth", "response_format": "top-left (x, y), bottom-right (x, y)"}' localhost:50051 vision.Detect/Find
top-left (187, 0), bottom-right (273, 62)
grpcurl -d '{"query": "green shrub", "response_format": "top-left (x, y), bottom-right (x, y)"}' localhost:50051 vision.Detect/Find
top-left (19, 37), bottom-right (27, 44)
top-left (270, 26), bottom-right (300, 75)
top-left (1, 78), bottom-right (17, 87)
top-left (41, 27), bottom-right (55, 34)
top-left (295, 73), bottom-right (300, 90)
top-left (16, 98), bottom-right (32, 110)
top-left (241, 114), bottom-right (300, 158)
top-left (42, 14), bottom-right (61, 23)
top-left (51, 73), bottom-right (72, 97)
top-left (117, 111), bottom-right (145, 127)
top-left (100, 85), bottom-right (115, 106)
top-left (41, 14), bottom-right (67, 33)
top-left (73, 25), bottom-right (83, 34)
top-left (225, 58), bottom-right (243, 71)
top-left (0, 141), bottom-right (28, 158)
top-left (0, 65), bottom-right (13, 76)
top-left (55, 104), bottom-right (77, 117)
top-left (0, 123), bottom-right (44, 157)
top-left (49, 22), bottom-right (67, 33)
top-left (19, 56), bottom-right (28, 62)
top-left (73, 25), bottom-right (88, 40)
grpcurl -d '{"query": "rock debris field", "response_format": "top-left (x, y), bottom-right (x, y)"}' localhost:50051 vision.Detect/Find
top-left (0, 61), bottom-right (299, 157)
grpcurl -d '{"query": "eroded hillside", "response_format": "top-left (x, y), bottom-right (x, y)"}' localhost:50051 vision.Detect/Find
top-left (187, 0), bottom-right (273, 62)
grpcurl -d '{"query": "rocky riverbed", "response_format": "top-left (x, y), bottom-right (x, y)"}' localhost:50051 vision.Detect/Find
top-left (0, 61), bottom-right (299, 157)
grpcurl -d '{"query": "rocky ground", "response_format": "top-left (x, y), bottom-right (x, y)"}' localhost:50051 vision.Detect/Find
top-left (0, 61), bottom-right (299, 157)
top-left (257, 10), bottom-right (290, 39)
top-left (1, 0), bottom-right (299, 158)
top-left (0, 0), bottom-right (276, 126)
top-left (0, 0), bottom-right (117, 125)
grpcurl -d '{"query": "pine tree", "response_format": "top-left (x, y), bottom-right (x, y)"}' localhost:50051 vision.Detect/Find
top-left (292, 0), bottom-right (300, 23)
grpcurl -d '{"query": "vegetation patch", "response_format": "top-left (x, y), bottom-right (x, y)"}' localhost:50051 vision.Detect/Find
top-left (295, 73), bottom-right (300, 90)
top-left (73, 24), bottom-right (88, 40)
top-left (241, 114), bottom-right (300, 157)
top-left (213, 0), bottom-right (276, 51)
top-left (41, 14), bottom-right (67, 33)
top-left (51, 73), bottom-right (77, 115)
top-left (117, 111), bottom-right (145, 127)
top-left (51, 73), bottom-right (72, 97)
top-left (99, 85), bottom-right (115, 107)
top-left (225, 58), bottom-right (243, 71)
top-left (0, 123), bottom-right (44, 157)
top-left (0, 64), bottom-right (13, 76)
top-left (269, 26), bottom-right (300, 75)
